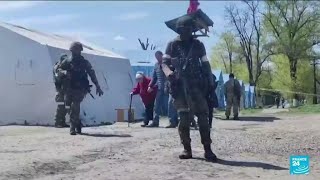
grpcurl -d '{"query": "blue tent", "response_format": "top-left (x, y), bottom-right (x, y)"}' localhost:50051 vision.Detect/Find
top-left (222, 74), bottom-right (230, 108)
top-left (238, 80), bottom-right (245, 110)
top-left (244, 84), bottom-right (251, 108)
top-left (131, 64), bottom-right (154, 78)
top-left (212, 69), bottom-right (224, 109)
top-left (250, 86), bottom-right (256, 108)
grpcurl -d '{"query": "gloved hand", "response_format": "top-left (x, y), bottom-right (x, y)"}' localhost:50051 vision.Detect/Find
top-left (168, 72), bottom-right (178, 83)
top-left (57, 70), bottom-right (68, 77)
top-left (96, 85), bottom-right (104, 96)
top-left (147, 87), bottom-right (153, 93)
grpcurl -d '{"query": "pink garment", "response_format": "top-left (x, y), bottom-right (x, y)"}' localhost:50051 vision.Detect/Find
top-left (187, 0), bottom-right (200, 14)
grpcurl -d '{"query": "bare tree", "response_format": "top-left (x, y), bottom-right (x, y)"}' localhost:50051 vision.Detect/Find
top-left (221, 31), bottom-right (236, 73)
top-left (220, 54), bottom-right (229, 73)
top-left (226, 0), bottom-right (275, 86)
top-left (138, 38), bottom-right (157, 50)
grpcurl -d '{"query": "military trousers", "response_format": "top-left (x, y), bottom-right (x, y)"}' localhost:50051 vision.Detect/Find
top-left (225, 95), bottom-right (239, 117)
top-left (65, 89), bottom-right (86, 127)
top-left (172, 83), bottom-right (212, 146)
top-left (208, 105), bottom-right (214, 128)
top-left (54, 91), bottom-right (67, 125)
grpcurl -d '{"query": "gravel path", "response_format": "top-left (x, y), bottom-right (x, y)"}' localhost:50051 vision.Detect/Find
top-left (0, 113), bottom-right (319, 180)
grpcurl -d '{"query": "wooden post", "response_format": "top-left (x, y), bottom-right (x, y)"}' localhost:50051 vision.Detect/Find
top-left (115, 109), bottom-right (125, 122)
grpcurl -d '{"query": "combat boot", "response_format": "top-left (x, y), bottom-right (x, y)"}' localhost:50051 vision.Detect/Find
top-left (76, 123), bottom-right (82, 134)
top-left (179, 144), bottom-right (192, 159)
top-left (55, 122), bottom-right (64, 128)
top-left (204, 144), bottom-right (217, 162)
top-left (61, 121), bottom-right (70, 128)
top-left (70, 124), bottom-right (76, 135)
top-left (233, 116), bottom-right (239, 120)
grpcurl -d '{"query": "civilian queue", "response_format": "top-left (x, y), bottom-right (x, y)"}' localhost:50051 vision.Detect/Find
top-left (130, 51), bottom-right (219, 128)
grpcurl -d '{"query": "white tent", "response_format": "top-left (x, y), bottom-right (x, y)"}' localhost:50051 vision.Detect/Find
top-left (0, 22), bottom-right (144, 126)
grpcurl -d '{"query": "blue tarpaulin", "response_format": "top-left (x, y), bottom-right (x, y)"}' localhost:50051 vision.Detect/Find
top-left (250, 86), bottom-right (256, 108)
top-left (212, 70), bottom-right (224, 109)
top-left (131, 65), bottom-right (154, 78)
top-left (244, 84), bottom-right (251, 108)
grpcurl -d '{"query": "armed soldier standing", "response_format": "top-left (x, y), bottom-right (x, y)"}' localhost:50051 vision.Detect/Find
top-left (57, 42), bottom-right (104, 135)
top-left (224, 73), bottom-right (241, 120)
top-left (162, 16), bottom-right (217, 161)
top-left (53, 54), bottom-right (69, 128)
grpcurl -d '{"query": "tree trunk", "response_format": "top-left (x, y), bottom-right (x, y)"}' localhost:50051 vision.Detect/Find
top-left (289, 58), bottom-right (299, 106)
top-left (230, 58), bottom-right (233, 73)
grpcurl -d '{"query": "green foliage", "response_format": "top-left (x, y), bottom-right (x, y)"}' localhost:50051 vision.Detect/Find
top-left (256, 71), bottom-right (272, 89)
top-left (289, 104), bottom-right (320, 114)
top-left (210, 31), bottom-right (238, 74)
top-left (233, 63), bottom-right (249, 82)
top-left (263, 0), bottom-right (320, 82)
top-left (211, 0), bottom-right (320, 103)
top-left (270, 55), bottom-right (313, 99)
top-left (270, 55), bottom-right (292, 95)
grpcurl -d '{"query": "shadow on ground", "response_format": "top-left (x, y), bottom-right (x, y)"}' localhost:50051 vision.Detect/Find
top-left (215, 116), bottom-right (281, 122)
top-left (237, 116), bottom-right (281, 122)
top-left (194, 158), bottom-right (288, 170)
top-left (80, 133), bottom-right (132, 138)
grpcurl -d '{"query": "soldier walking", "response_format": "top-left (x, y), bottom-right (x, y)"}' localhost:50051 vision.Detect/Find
top-left (162, 16), bottom-right (217, 161)
top-left (57, 42), bottom-right (104, 135)
top-left (53, 54), bottom-right (69, 128)
top-left (224, 73), bottom-right (241, 120)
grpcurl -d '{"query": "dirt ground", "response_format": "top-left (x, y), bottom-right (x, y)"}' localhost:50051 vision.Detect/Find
top-left (0, 112), bottom-right (319, 180)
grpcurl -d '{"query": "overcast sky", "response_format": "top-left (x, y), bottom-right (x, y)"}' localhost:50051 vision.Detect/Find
top-left (0, 1), bottom-right (243, 63)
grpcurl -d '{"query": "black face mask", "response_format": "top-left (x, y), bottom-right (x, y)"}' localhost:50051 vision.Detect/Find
top-left (71, 52), bottom-right (81, 60)
top-left (179, 26), bottom-right (193, 41)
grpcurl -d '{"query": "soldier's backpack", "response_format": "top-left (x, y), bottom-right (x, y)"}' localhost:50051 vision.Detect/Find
top-left (53, 54), bottom-right (69, 91)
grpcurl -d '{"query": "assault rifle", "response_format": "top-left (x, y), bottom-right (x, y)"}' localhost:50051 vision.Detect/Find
top-left (87, 85), bottom-right (95, 99)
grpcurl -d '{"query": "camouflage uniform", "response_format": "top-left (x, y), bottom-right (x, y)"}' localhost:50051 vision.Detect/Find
top-left (224, 75), bottom-right (241, 120)
top-left (53, 54), bottom-right (69, 127)
top-left (162, 16), bottom-right (217, 161)
top-left (57, 42), bottom-right (103, 135)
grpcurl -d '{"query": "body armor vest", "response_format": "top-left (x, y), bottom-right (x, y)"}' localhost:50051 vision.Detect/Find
top-left (68, 57), bottom-right (89, 89)
top-left (176, 42), bottom-right (202, 80)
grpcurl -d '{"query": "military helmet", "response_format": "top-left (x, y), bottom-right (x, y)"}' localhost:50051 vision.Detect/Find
top-left (176, 15), bottom-right (194, 30)
top-left (69, 41), bottom-right (83, 51)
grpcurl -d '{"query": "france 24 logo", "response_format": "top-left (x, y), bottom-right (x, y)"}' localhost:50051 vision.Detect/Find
top-left (290, 155), bottom-right (310, 175)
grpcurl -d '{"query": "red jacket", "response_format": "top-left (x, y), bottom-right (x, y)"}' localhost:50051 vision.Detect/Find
top-left (132, 77), bottom-right (157, 105)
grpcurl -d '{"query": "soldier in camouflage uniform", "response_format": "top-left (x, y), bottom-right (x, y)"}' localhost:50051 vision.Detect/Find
top-left (224, 73), bottom-right (241, 120)
top-left (53, 54), bottom-right (69, 128)
top-left (57, 42), bottom-right (104, 135)
top-left (162, 16), bottom-right (217, 161)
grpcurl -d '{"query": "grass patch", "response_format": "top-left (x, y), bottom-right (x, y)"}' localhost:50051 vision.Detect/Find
top-left (288, 104), bottom-right (320, 114)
